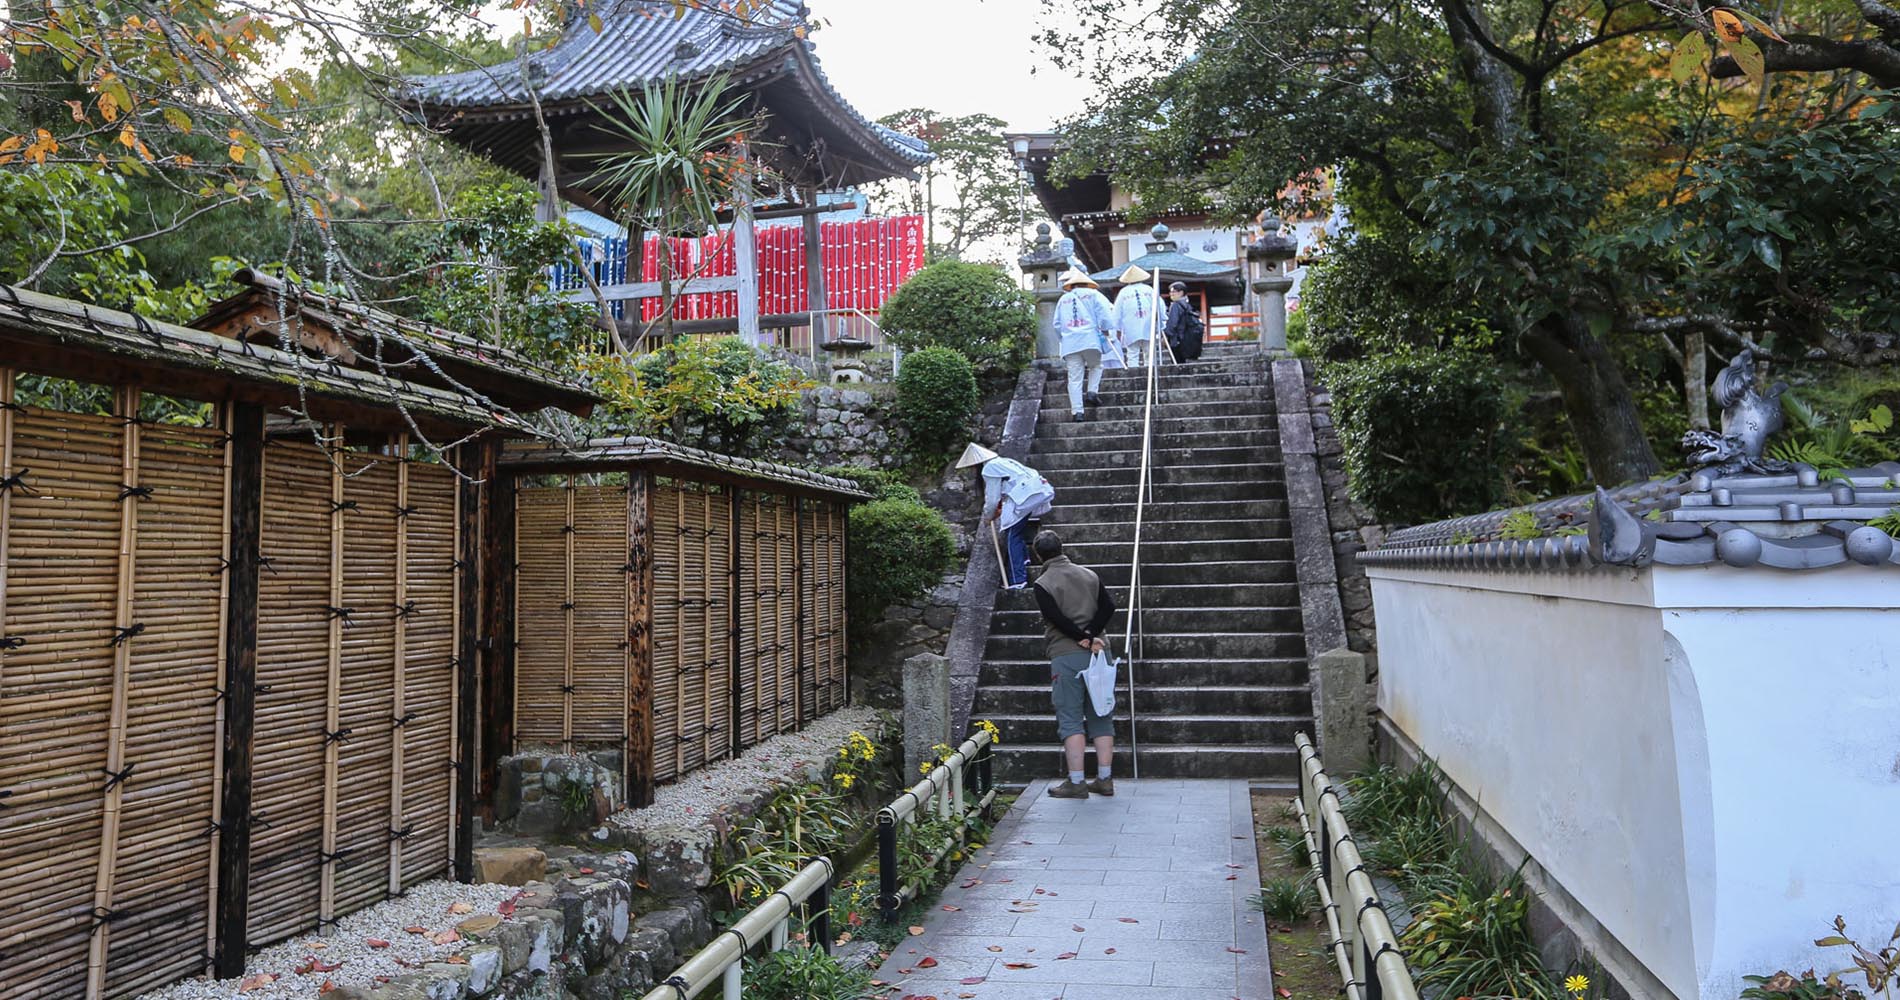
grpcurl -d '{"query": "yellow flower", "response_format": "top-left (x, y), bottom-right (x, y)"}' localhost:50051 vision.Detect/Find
top-left (919, 760), bottom-right (933, 775)
top-left (838, 773), bottom-right (855, 789)
top-left (1565, 975), bottom-right (1590, 996)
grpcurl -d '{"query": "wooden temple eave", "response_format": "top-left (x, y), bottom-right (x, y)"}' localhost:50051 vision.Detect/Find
top-left (500, 435), bottom-right (873, 504)
top-left (0, 284), bottom-right (524, 438)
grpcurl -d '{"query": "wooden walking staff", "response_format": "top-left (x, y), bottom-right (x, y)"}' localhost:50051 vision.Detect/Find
top-left (990, 519), bottom-right (1010, 588)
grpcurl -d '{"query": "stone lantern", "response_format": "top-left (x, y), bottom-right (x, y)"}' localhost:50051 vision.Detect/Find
top-left (1246, 211), bottom-right (1299, 353)
top-left (1017, 222), bottom-right (1070, 360)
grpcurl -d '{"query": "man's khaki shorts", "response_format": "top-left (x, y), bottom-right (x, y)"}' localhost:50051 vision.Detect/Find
top-left (1050, 650), bottom-right (1113, 740)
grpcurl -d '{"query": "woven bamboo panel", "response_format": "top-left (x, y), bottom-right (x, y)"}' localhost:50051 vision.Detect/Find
top-left (650, 484), bottom-right (731, 783)
top-left (248, 439), bottom-right (334, 945)
top-left (332, 452), bottom-right (399, 917)
top-left (102, 423), bottom-right (225, 997)
top-left (571, 487), bottom-right (628, 743)
top-left (799, 502), bottom-right (847, 721)
top-left (399, 460), bottom-right (455, 887)
top-left (737, 493), bottom-right (797, 747)
top-left (820, 503), bottom-right (847, 715)
top-left (0, 407), bottom-right (125, 997)
top-left (513, 486), bottom-right (570, 746)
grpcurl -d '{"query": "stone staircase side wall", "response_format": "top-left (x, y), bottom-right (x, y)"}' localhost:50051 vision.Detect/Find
top-left (949, 366), bottom-right (1049, 738)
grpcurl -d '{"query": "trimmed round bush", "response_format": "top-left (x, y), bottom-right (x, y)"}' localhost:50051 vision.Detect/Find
top-left (820, 465), bottom-right (923, 505)
top-left (847, 496), bottom-right (956, 640)
top-left (1328, 350), bottom-right (1507, 525)
top-left (895, 346), bottom-right (979, 457)
top-left (880, 260), bottom-right (1036, 373)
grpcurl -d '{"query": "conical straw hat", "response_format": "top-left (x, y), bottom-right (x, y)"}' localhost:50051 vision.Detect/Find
top-left (1119, 264), bottom-right (1151, 284)
top-left (956, 443), bottom-right (1000, 469)
top-left (1059, 268), bottom-right (1098, 288)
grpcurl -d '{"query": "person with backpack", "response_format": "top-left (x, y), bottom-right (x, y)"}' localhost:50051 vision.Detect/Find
top-left (1164, 280), bottom-right (1204, 362)
top-left (1055, 269), bottom-right (1115, 421)
top-left (958, 443), bottom-right (1055, 590)
top-left (1113, 264), bottom-right (1159, 368)
top-left (1029, 529), bottom-right (1118, 798)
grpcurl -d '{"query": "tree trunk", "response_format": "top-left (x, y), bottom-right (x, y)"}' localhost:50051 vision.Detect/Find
top-left (1685, 329), bottom-right (1709, 430)
top-left (1521, 315), bottom-right (1662, 485)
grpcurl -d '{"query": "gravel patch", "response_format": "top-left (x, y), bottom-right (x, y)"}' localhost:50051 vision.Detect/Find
top-left (135, 880), bottom-right (522, 1000)
top-left (608, 706), bottom-right (885, 842)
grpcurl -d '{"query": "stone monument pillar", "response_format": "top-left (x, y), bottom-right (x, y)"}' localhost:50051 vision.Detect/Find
top-left (1018, 222), bottom-right (1069, 360)
top-left (1246, 212), bottom-right (1299, 354)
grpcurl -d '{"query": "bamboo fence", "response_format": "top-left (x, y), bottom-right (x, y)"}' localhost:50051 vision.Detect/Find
top-left (510, 480), bottom-right (849, 790)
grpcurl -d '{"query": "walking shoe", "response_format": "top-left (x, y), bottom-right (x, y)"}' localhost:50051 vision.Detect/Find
top-left (1084, 392), bottom-right (1101, 407)
top-left (1071, 410), bottom-right (1087, 423)
top-left (1047, 780), bottom-right (1090, 799)
top-left (1087, 777), bottom-right (1115, 796)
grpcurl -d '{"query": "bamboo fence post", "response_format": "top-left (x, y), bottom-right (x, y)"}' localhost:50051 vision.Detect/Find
top-left (700, 490), bottom-right (713, 766)
top-left (792, 498), bottom-right (806, 730)
top-left (205, 402), bottom-right (235, 969)
top-left (85, 385), bottom-right (142, 1000)
top-left (675, 486), bottom-right (685, 778)
top-left (480, 469), bottom-right (515, 803)
top-left (839, 503), bottom-right (851, 707)
top-left (728, 486), bottom-right (742, 758)
top-left (0, 367), bottom-right (13, 695)
top-left (625, 471), bottom-right (654, 808)
top-left (453, 440), bottom-right (485, 882)
top-left (388, 434), bottom-right (410, 895)
top-left (214, 403), bottom-right (264, 977)
top-left (510, 481), bottom-right (521, 756)
top-left (319, 424), bottom-right (345, 926)
top-left (563, 476), bottom-right (575, 754)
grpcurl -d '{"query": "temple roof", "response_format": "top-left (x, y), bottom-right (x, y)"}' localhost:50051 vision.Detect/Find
top-left (501, 434), bottom-right (873, 501)
top-left (1362, 465), bottom-right (1900, 573)
top-left (1089, 225), bottom-right (1243, 305)
top-left (407, 1), bottom-right (930, 206)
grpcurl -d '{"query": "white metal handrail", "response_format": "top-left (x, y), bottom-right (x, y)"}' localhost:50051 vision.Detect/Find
top-left (1292, 733), bottom-right (1421, 1000)
top-left (637, 857), bottom-right (835, 1000)
top-left (1117, 269), bottom-right (1172, 779)
top-left (875, 727), bottom-right (997, 921)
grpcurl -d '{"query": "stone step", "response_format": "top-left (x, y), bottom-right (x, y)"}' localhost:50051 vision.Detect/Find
top-left (1041, 398), bottom-right (1276, 421)
top-left (1044, 383), bottom-right (1269, 408)
top-left (988, 606), bottom-right (1305, 636)
top-left (1044, 463), bottom-right (1280, 490)
top-left (984, 630), bottom-right (1307, 660)
top-left (1096, 368), bottom-right (1268, 387)
top-left (993, 582), bottom-right (1301, 610)
top-left (973, 683), bottom-right (1312, 716)
top-left (1031, 427), bottom-right (1280, 455)
top-left (986, 743), bottom-right (1302, 784)
top-left (1030, 445), bottom-right (1281, 472)
top-left (979, 657), bottom-right (1309, 688)
top-left (1039, 499), bottom-right (1287, 524)
top-left (1083, 559), bottom-right (1298, 587)
top-left (1053, 536), bottom-right (1293, 567)
top-left (983, 711), bottom-right (1313, 747)
top-left (1037, 418), bottom-right (1280, 445)
top-left (1051, 480), bottom-right (1284, 508)
top-left (1028, 517), bottom-right (1290, 544)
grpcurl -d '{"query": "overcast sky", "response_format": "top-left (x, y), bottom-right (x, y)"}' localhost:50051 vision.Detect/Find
top-left (805, 0), bottom-right (1098, 131)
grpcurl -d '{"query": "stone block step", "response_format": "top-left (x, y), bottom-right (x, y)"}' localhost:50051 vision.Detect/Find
top-left (1044, 383), bottom-right (1268, 408)
top-left (984, 630), bottom-right (1307, 660)
top-left (1097, 368), bottom-right (1268, 388)
top-left (988, 606), bottom-right (1305, 636)
top-left (979, 657), bottom-right (1309, 688)
top-left (1042, 400), bottom-right (1276, 422)
top-left (1030, 445), bottom-right (1281, 472)
top-left (1040, 499), bottom-right (1287, 524)
top-left (983, 711), bottom-right (1310, 746)
top-left (993, 582), bottom-right (1301, 610)
top-left (1044, 463), bottom-right (1281, 490)
top-left (1037, 421), bottom-right (1279, 447)
top-left (986, 744), bottom-right (1301, 783)
top-left (1084, 559), bottom-right (1298, 587)
top-left (973, 683), bottom-right (1313, 716)
top-left (1054, 536), bottom-right (1293, 567)
top-left (1028, 517), bottom-right (1290, 544)
top-left (1052, 480), bottom-right (1285, 507)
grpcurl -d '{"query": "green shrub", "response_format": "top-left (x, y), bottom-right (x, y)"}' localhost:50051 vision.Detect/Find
top-left (846, 497), bottom-right (956, 640)
top-left (578, 336), bottom-right (813, 453)
top-left (742, 946), bottom-right (871, 1000)
top-left (1328, 349), bottom-right (1507, 524)
top-left (881, 260), bottom-right (1036, 374)
top-left (819, 465), bottom-right (922, 505)
top-left (1253, 877), bottom-right (1316, 922)
top-left (1402, 869), bottom-right (1556, 1000)
top-left (895, 346), bottom-right (979, 456)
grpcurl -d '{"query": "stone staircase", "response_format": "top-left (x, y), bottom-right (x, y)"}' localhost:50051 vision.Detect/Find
top-left (974, 343), bottom-right (1311, 786)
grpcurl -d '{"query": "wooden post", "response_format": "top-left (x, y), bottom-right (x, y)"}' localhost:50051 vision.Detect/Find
top-left (625, 471), bottom-right (654, 808)
top-left (802, 186), bottom-right (828, 347)
top-left (562, 476), bottom-right (575, 753)
top-left (214, 403), bottom-right (264, 977)
top-left (452, 441), bottom-right (485, 882)
top-left (388, 435), bottom-right (410, 895)
top-left (727, 487), bottom-right (742, 757)
top-left (318, 425), bottom-right (344, 925)
top-left (792, 497), bottom-right (806, 730)
top-left (535, 156), bottom-right (561, 224)
top-left (86, 386), bottom-right (141, 999)
top-left (734, 147), bottom-right (761, 347)
top-left (675, 487), bottom-right (686, 778)
top-left (480, 469), bottom-right (516, 803)
top-left (0, 368), bottom-right (14, 693)
top-left (840, 501), bottom-right (851, 707)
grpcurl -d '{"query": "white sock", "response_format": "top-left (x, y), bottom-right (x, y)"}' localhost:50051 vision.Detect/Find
top-left (1097, 766), bottom-right (1112, 781)
top-left (1068, 771), bottom-right (1085, 784)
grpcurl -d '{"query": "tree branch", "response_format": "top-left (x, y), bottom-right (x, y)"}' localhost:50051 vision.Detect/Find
top-left (1709, 33), bottom-right (1900, 87)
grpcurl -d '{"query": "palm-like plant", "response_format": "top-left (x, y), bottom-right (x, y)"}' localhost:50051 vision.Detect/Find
top-left (587, 73), bottom-right (762, 344)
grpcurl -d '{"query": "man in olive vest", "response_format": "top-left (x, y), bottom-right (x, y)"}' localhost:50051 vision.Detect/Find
top-left (1030, 530), bottom-right (1117, 798)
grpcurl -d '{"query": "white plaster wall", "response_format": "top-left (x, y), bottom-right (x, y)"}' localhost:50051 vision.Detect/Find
top-left (1368, 568), bottom-right (1700, 997)
top-left (1370, 563), bottom-right (1900, 1000)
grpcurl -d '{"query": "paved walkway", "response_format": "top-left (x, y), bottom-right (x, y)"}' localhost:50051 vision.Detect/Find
top-left (873, 778), bottom-right (1272, 1000)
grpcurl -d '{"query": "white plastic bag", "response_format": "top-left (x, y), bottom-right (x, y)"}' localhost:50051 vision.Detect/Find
top-left (1083, 648), bottom-right (1117, 718)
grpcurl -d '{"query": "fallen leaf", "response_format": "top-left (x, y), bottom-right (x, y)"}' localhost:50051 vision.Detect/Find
top-left (899, 968), bottom-right (914, 975)
top-left (635, 879), bottom-right (651, 890)
top-left (940, 905), bottom-right (960, 912)
top-left (1118, 917), bottom-right (1139, 924)
top-left (1072, 925), bottom-right (1086, 933)
top-left (1278, 990), bottom-right (1293, 998)
top-left (238, 973), bottom-right (278, 992)
top-left (404, 925), bottom-right (429, 935)
top-left (1002, 962), bottom-right (1037, 970)
top-left (1225, 875), bottom-right (1238, 881)
top-left (987, 946), bottom-right (1004, 953)
top-left (579, 867), bottom-right (595, 874)
top-left (430, 928), bottom-right (461, 945)
top-left (497, 899), bottom-right (517, 917)
top-left (960, 977), bottom-right (987, 985)
top-left (1226, 864), bottom-right (1243, 869)
top-left (447, 902), bottom-right (475, 915)
top-left (871, 980), bottom-right (888, 987)
top-left (318, 979), bottom-right (337, 995)
top-left (1105, 948), bottom-right (1118, 955)
top-left (960, 878), bottom-right (982, 889)
top-left (365, 938), bottom-right (391, 949)
top-left (847, 912), bottom-right (865, 927)
top-left (918, 957), bottom-right (939, 969)
top-left (1033, 888), bottom-right (1046, 895)
top-left (294, 956), bottom-right (343, 974)
top-left (1226, 947), bottom-right (1249, 954)
top-left (444, 955), bottom-right (469, 965)
top-left (908, 925), bottom-right (926, 936)
top-left (960, 994), bottom-right (977, 998)
top-left (1056, 952), bottom-right (1077, 960)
